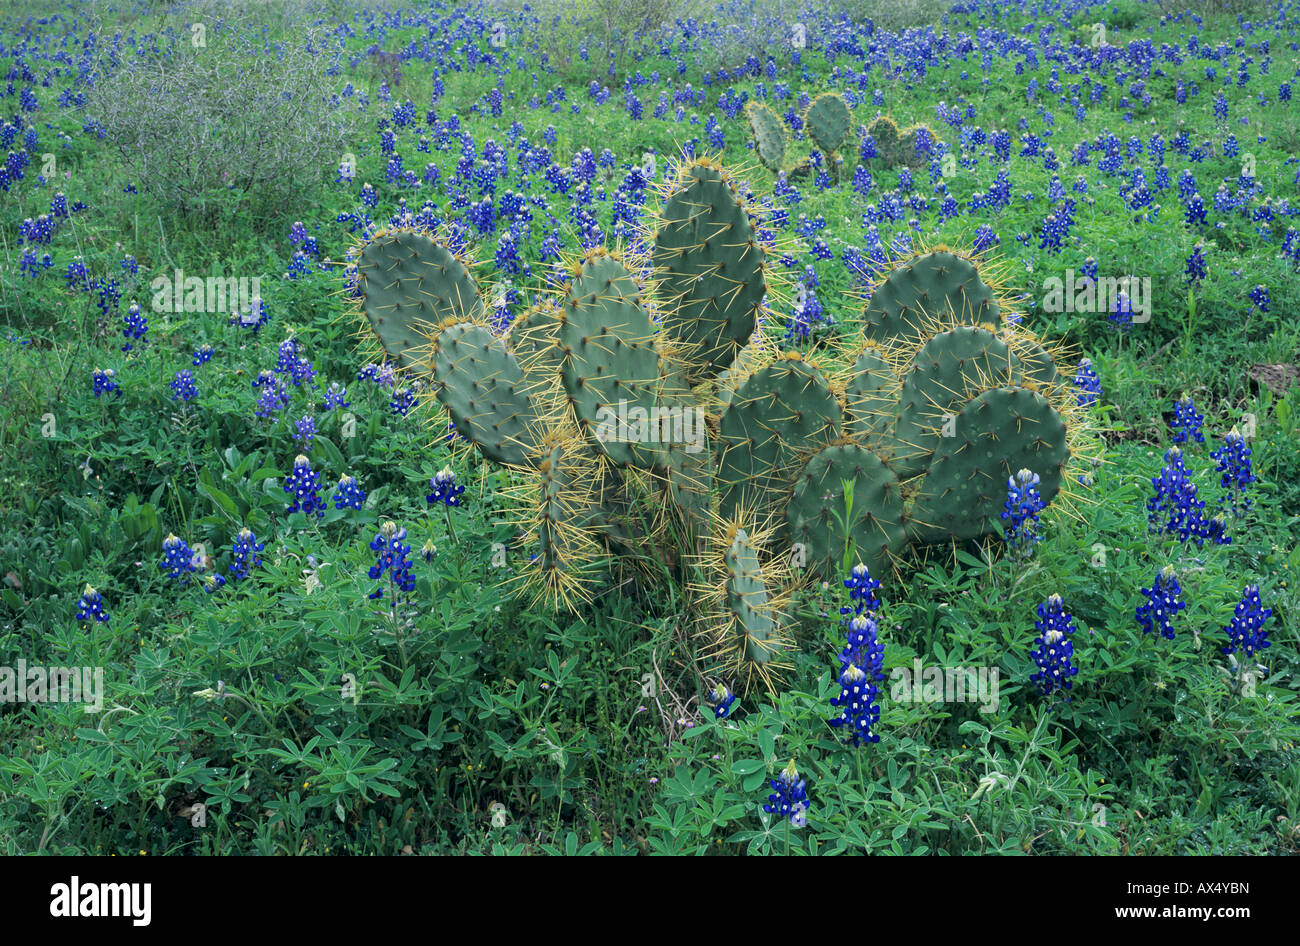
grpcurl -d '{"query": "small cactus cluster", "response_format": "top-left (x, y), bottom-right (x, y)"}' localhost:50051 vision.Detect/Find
top-left (865, 115), bottom-right (940, 169)
top-left (745, 92), bottom-right (853, 178)
top-left (745, 98), bottom-right (941, 177)
top-left (346, 154), bottom-right (1090, 692)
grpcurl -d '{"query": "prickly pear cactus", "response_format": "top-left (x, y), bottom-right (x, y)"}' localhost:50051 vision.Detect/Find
top-left (786, 443), bottom-right (907, 581)
top-left (693, 519), bottom-right (793, 692)
top-left (908, 385), bottom-right (1070, 545)
top-left (745, 101), bottom-right (787, 173)
top-left (890, 326), bottom-right (1020, 478)
top-left (866, 116), bottom-right (902, 162)
top-left (716, 353), bottom-right (842, 528)
top-left (345, 155), bottom-right (1092, 695)
top-left (430, 322), bottom-right (542, 468)
top-left (842, 341), bottom-right (897, 451)
top-left (352, 229), bottom-right (483, 368)
top-left (866, 116), bottom-right (938, 169)
top-left (804, 92), bottom-right (851, 157)
top-left (862, 248), bottom-right (1003, 350)
top-left (653, 158), bottom-right (768, 385)
top-left (559, 249), bottom-right (663, 469)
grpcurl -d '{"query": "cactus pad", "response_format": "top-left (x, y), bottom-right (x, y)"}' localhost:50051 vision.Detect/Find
top-left (862, 250), bottom-right (1001, 351)
top-left (717, 354), bottom-right (842, 526)
top-left (804, 92), bottom-right (851, 157)
top-left (786, 443), bottom-right (907, 581)
top-left (430, 322), bottom-right (541, 467)
top-left (354, 229), bottom-right (483, 369)
top-left (653, 158), bottom-right (767, 384)
top-left (559, 251), bottom-right (663, 468)
top-left (745, 101), bottom-right (787, 172)
top-left (908, 385), bottom-right (1069, 544)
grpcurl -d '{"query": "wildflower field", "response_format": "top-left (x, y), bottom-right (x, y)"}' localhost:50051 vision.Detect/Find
top-left (2, 0), bottom-right (1299, 859)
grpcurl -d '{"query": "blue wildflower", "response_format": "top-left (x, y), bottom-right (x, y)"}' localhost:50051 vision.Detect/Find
top-left (228, 528), bottom-right (265, 581)
top-left (763, 760), bottom-right (811, 827)
top-left (284, 454), bottom-right (326, 518)
top-left (1002, 468), bottom-right (1045, 558)
top-left (159, 533), bottom-right (197, 583)
top-left (1136, 565), bottom-right (1186, 640)
top-left (1072, 358), bottom-right (1102, 407)
top-left (427, 467), bottom-right (466, 507)
top-left (169, 370), bottom-right (197, 402)
top-left (1221, 584), bottom-right (1272, 660)
top-left (75, 584), bottom-right (110, 625)
top-left (333, 473), bottom-right (367, 510)
top-left (368, 521), bottom-right (416, 600)
top-left (92, 368), bottom-right (120, 398)
top-left (1030, 593), bottom-right (1079, 699)
top-left (1211, 427), bottom-right (1254, 516)
top-left (706, 684), bottom-right (737, 719)
top-left (1169, 393), bottom-right (1204, 444)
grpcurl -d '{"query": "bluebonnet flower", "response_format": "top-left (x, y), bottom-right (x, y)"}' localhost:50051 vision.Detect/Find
top-left (427, 467), bottom-right (466, 507)
top-left (122, 301), bottom-right (147, 352)
top-left (1169, 394), bottom-right (1204, 444)
top-left (368, 521), bottom-right (416, 600)
top-left (170, 370), bottom-right (197, 402)
top-left (192, 344), bottom-right (213, 366)
top-left (228, 528), bottom-right (265, 581)
top-left (829, 617), bottom-right (884, 746)
top-left (1185, 242), bottom-right (1207, 284)
top-left (203, 574), bottom-right (227, 594)
top-left (1248, 285), bottom-right (1269, 313)
top-left (1221, 585), bottom-right (1272, 660)
top-left (292, 414), bottom-right (317, 450)
top-left (1073, 357), bottom-right (1102, 407)
top-left (1030, 593), bottom-right (1079, 699)
top-left (1136, 565), bottom-right (1186, 640)
top-left (159, 533), bottom-right (197, 583)
top-left (255, 376), bottom-right (291, 421)
top-left (421, 539), bottom-right (437, 563)
top-left (92, 368), bottom-right (120, 398)
top-left (333, 474), bottom-right (367, 510)
top-left (321, 382), bottom-right (350, 411)
top-left (1002, 468), bottom-right (1045, 558)
top-left (706, 684), bottom-right (737, 719)
top-left (763, 761), bottom-right (811, 827)
top-left (284, 454), bottom-right (326, 518)
top-left (75, 584), bottom-right (110, 625)
top-left (1211, 427), bottom-right (1254, 516)
top-left (841, 561), bottom-right (881, 620)
top-left (390, 386), bottom-right (417, 417)
top-left (1147, 447), bottom-right (1206, 542)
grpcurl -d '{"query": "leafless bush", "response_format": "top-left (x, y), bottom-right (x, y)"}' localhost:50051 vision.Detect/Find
top-left (85, 14), bottom-right (359, 224)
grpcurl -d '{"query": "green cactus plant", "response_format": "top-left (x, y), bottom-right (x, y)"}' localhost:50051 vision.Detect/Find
top-left (907, 385), bottom-right (1070, 545)
top-left (804, 92), bottom-right (851, 157)
top-left (744, 101), bottom-right (788, 173)
top-left (347, 159), bottom-right (1090, 694)
top-left (862, 247), bottom-right (1004, 350)
top-left (558, 248), bottom-right (663, 469)
top-left (653, 157), bottom-right (769, 385)
top-left (787, 443), bottom-right (908, 580)
top-left (429, 321), bottom-right (543, 468)
top-left (351, 228), bottom-right (484, 369)
top-left (716, 352), bottom-right (843, 529)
